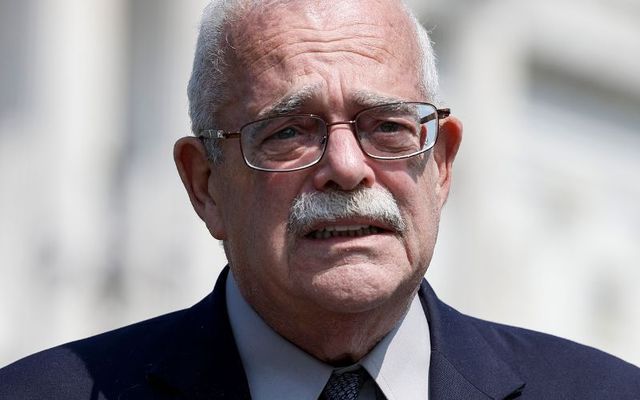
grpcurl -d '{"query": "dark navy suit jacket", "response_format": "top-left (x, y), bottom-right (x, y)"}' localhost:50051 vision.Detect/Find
top-left (1, 267), bottom-right (639, 399)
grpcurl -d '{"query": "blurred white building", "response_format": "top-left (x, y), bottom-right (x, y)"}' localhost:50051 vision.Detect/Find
top-left (1, 0), bottom-right (639, 367)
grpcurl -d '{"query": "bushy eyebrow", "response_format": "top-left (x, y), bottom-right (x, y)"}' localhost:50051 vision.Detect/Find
top-left (255, 87), bottom-right (409, 120)
top-left (349, 90), bottom-right (407, 108)
top-left (256, 84), bottom-right (322, 119)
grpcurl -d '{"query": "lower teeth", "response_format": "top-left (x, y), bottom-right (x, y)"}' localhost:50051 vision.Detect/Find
top-left (311, 227), bottom-right (380, 239)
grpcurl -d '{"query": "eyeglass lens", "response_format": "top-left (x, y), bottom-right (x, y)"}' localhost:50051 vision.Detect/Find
top-left (240, 102), bottom-right (438, 171)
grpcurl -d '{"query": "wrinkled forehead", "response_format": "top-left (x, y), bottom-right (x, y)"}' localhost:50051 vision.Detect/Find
top-left (218, 0), bottom-right (422, 118)
top-left (225, 0), bottom-right (419, 66)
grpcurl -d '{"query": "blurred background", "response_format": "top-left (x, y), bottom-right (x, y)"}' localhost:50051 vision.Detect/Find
top-left (1, 0), bottom-right (639, 367)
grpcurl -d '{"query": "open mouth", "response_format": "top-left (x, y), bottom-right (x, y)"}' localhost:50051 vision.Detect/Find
top-left (305, 224), bottom-right (387, 239)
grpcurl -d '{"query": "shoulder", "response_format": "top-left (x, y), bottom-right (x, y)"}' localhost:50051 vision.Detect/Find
top-left (0, 270), bottom-right (246, 400)
top-left (456, 305), bottom-right (640, 395)
top-left (0, 308), bottom-right (187, 399)
top-left (471, 315), bottom-right (639, 379)
top-left (419, 281), bottom-right (640, 397)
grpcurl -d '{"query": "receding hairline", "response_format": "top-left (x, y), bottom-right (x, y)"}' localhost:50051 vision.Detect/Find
top-left (224, 0), bottom-right (429, 103)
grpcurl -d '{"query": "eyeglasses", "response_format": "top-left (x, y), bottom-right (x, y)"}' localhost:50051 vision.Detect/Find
top-left (198, 102), bottom-right (450, 172)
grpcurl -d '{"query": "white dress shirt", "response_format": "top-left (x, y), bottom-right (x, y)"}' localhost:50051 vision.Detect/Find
top-left (226, 272), bottom-right (430, 399)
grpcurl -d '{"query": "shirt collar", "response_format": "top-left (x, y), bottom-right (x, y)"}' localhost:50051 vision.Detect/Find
top-left (226, 272), bottom-right (430, 400)
top-left (360, 287), bottom-right (430, 400)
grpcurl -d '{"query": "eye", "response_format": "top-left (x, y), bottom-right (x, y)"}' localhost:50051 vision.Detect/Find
top-left (377, 121), bottom-right (404, 133)
top-left (370, 117), bottom-right (414, 135)
top-left (268, 127), bottom-right (299, 141)
top-left (244, 115), bottom-right (323, 153)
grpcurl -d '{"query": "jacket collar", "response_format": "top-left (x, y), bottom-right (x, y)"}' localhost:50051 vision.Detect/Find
top-left (419, 281), bottom-right (525, 399)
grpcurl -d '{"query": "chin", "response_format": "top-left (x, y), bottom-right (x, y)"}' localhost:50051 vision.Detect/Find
top-left (305, 263), bottom-right (409, 314)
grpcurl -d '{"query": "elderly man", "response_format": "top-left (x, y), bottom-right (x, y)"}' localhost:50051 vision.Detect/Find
top-left (1, 0), bottom-right (639, 399)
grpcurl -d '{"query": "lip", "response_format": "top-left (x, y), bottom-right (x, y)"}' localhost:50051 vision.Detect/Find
top-left (301, 218), bottom-right (396, 239)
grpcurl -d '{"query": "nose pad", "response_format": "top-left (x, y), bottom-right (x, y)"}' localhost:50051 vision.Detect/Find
top-left (312, 122), bottom-right (374, 191)
top-left (321, 120), bottom-right (360, 157)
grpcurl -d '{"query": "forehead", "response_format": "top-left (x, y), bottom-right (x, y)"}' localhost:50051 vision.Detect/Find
top-left (223, 0), bottom-right (423, 120)
top-left (229, 0), bottom-right (414, 66)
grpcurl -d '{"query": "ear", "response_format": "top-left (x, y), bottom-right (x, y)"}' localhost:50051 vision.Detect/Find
top-left (433, 116), bottom-right (463, 207)
top-left (173, 137), bottom-right (227, 240)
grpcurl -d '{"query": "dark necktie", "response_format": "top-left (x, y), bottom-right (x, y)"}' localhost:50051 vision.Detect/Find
top-left (321, 368), bottom-right (366, 400)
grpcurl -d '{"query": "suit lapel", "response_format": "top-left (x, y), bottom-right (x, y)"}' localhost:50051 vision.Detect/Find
top-left (419, 281), bottom-right (525, 400)
top-left (146, 267), bottom-right (251, 399)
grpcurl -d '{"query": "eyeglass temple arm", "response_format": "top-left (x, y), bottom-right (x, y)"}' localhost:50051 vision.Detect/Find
top-left (198, 129), bottom-right (240, 139)
top-left (420, 108), bottom-right (451, 124)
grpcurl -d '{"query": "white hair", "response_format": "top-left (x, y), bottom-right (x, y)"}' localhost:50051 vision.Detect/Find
top-left (187, 0), bottom-right (440, 162)
top-left (288, 185), bottom-right (407, 236)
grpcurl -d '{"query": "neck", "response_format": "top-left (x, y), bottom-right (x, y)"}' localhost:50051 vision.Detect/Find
top-left (243, 288), bottom-right (415, 365)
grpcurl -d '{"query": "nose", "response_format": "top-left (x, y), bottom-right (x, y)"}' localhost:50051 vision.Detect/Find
top-left (312, 122), bottom-right (375, 191)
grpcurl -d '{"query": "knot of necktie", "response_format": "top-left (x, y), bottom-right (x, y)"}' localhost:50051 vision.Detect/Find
top-left (321, 367), bottom-right (366, 400)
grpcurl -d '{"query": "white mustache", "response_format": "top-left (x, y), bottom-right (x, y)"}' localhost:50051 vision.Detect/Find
top-left (287, 186), bottom-right (407, 236)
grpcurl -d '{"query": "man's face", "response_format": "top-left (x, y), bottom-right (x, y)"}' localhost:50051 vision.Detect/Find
top-left (203, 0), bottom-right (460, 318)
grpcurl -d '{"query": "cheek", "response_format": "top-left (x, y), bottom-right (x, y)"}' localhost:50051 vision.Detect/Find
top-left (241, 176), bottom-right (304, 250)
top-left (398, 177), bottom-right (442, 262)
